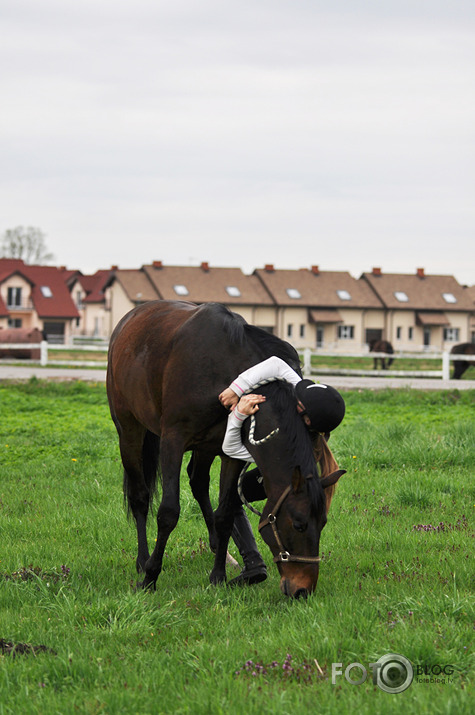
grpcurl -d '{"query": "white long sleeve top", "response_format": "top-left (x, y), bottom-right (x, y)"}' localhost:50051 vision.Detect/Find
top-left (222, 357), bottom-right (302, 461)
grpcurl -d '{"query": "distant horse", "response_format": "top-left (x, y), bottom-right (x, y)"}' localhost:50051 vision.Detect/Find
top-left (450, 343), bottom-right (475, 379)
top-left (107, 300), bottom-right (344, 598)
top-left (369, 339), bottom-right (394, 370)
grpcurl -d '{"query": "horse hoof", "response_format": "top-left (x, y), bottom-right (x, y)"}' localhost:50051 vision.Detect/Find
top-left (140, 576), bottom-right (157, 591)
top-left (209, 570), bottom-right (226, 586)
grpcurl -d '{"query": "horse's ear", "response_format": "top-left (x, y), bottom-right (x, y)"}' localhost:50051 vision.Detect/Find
top-left (292, 468), bottom-right (306, 493)
top-left (320, 469), bottom-right (346, 490)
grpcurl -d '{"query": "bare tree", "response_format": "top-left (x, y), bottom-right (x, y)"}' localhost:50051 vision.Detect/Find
top-left (1, 226), bottom-right (55, 264)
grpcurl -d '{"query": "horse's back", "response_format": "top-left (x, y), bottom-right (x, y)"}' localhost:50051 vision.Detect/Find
top-left (450, 342), bottom-right (475, 356)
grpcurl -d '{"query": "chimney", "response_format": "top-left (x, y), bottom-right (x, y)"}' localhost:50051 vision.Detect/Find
top-left (264, 264), bottom-right (274, 272)
top-left (372, 267), bottom-right (382, 276)
top-left (311, 265), bottom-right (319, 275)
top-left (416, 267), bottom-right (425, 278)
top-left (201, 261), bottom-right (210, 272)
top-left (111, 265), bottom-right (118, 271)
top-left (153, 260), bottom-right (163, 269)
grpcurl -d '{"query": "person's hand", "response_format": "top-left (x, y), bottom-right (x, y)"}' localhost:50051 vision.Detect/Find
top-left (219, 387), bottom-right (239, 409)
top-left (236, 394), bottom-right (266, 415)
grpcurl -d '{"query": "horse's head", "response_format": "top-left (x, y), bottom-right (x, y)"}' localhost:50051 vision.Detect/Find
top-left (242, 382), bottom-right (344, 598)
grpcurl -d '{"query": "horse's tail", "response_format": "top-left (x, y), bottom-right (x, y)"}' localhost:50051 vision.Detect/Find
top-left (313, 434), bottom-right (341, 514)
top-left (123, 430), bottom-right (160, 517)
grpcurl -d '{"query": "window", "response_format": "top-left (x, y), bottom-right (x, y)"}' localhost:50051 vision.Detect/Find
top-left (316, 326), bottom-right (324, 348)
top-left (76, 290), bottom-right (83, 309)
top-left (396, 327), bottom-right (402, 340)
top-left (394, 291), bottom-right (409, 302)
top-left (287, 324), bottom-right (293, 338)
top-left (7, 286), bottom-right (22, 307)
top-left (442, 293), bottom-right (457, 304)
top-left (408, 327), bottom-right (414, 340)
top-left (338, 325), bottom-right (354, 340)
top-left (225, 286), bottom-right (241, 297)
top-left (173, 285), bottom-right (189, 296)
top-left (336, 289), bottom-right (351, 301)
top-left (8, 318), bottom-right (22, 328)
top-left (299, 324), bottom-right (305, 339)
top-left (40, 286), bottom-right (53, 298)
top-left (286, 288), bottom-right (301, 299)
top-left (443, 328), bottom-right (460, 341)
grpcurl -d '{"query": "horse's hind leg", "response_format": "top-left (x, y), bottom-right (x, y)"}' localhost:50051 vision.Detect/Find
top-left (118, 420), bottom-right (154, 573)
top-left (142, 431), bottom-right (183, 590)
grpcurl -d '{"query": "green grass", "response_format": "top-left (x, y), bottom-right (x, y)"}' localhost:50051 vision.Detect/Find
top-left (0, 381), bottom-right (473, 714)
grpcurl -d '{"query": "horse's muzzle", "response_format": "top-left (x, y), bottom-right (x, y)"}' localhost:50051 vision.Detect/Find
top-left (280, 575), bottom-right (317, 599)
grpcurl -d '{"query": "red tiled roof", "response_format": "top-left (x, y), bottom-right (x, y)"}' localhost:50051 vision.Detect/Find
top-left (77, 270), bottom-right (113, 304)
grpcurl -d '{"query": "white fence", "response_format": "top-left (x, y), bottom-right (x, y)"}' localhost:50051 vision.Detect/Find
top-left (1, 342), bottom-right (475, 381)
top-left (0, 341), bottom-right (108, 368)
top-left (300, 348), bottom-right (475, 381)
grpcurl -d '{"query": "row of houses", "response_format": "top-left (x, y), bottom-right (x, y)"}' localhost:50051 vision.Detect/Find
top-left (1, 257), bottom-right (474, 352)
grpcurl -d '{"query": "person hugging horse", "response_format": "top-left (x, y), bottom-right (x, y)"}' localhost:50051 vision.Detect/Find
top-left (219, 356), bottom-right (346, 587)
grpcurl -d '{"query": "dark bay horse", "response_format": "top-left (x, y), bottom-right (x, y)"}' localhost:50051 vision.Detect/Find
top-left (451, 343), bottom-right (475, 379)
top-left (369, 339), bottom-right (394, 370)
top-left (107, 300), bottom-right (344, 598)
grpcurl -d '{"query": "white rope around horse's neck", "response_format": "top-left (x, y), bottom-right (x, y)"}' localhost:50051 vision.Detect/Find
top-left (243, 375), bottom-right (286, 445)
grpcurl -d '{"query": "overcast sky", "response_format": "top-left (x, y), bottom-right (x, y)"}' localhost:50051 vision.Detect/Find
top-left (1, 0), bottom-right (474, 285)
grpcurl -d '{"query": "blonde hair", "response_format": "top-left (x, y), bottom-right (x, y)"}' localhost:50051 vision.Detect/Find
top-left (313, 434), bottom-right (340, 513)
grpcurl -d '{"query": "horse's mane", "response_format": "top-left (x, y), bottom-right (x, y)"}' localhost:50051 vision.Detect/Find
top-left (249, 381), bottom-right (327, 517)
top-left (205, 302), bottom-right (302, 375)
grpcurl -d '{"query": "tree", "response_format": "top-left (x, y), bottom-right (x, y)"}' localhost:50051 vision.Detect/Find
top-left (1, 226), bottom-right (55, 264)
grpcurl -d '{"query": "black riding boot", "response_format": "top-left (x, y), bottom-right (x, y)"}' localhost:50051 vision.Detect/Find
top-left (228, 508), bottom-right (267, 586)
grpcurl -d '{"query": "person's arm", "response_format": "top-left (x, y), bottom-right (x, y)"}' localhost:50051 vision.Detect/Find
top-left (222, 394), bottom-right (266, 460)
top-left (219, 356), bottom-right (301, 407)
top-left (222, 407), bottom-right (253, 461)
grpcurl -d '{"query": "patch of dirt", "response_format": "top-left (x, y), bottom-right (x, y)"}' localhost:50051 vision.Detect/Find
top-left (0, 638), bottom-right (56, 657)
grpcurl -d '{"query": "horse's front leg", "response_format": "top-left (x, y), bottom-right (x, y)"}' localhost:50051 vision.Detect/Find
top-left (209, 458), bottom-right (243, 585)
top-left (187, 451), bottom-right (217, 551)
top-left (141, 433), bottom-right (183, 590)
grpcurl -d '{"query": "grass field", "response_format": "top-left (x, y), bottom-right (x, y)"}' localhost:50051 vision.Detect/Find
top-left (0, 380), bottom-right (473, 714)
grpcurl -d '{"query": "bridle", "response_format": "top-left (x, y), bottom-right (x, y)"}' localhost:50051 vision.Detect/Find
top-left (257, 475), bottom-right (321, 565)
top-left (236, 375), bottom-right (322, 565)
top-left (237, 464), bottom-right (320, 564)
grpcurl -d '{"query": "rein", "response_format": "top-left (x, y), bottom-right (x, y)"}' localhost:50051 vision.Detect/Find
top-left (237, 377), bottom-right (321, 566)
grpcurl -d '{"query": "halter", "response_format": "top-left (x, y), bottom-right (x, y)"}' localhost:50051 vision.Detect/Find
top-left (237, 377), bottom-right (321, 566)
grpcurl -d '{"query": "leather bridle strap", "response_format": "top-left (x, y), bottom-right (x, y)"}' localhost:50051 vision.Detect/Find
top-left (258, 482), bottom-right (321, 565)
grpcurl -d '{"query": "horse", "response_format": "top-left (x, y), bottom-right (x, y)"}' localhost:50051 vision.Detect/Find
top-left (369, 339), bottom-right (394, 370)
top-left (106, 300), bottom-right (344, 598)
top-left (450, 342), bottom-right (475, 379)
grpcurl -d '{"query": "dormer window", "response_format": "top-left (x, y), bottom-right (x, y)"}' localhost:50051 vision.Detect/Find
top-left (173, 285), bottom-right (189, 296)
top-left (336, 289), bottom-right (351, 301)
top-left (225, 286), bottom-right (241, 297)
top-left (286, 288), bottom-right (301, 299)
top-left (40, 286), bottom-right (53, 298)
top-left (442, 293), bottom-right (457, 304)
top-left (394, 291), bottom-right (409, 302)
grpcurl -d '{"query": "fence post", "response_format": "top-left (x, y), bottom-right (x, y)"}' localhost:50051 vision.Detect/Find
top-left (442, 351), bottom-right (450, 380)
top-left (302, 348), bottom-right (311, 376)
top-left (40, 340), bottom-right (48, 366)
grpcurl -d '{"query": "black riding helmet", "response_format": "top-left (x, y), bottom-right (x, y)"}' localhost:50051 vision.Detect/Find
top-left (295, 380), bottom-right (345, 433)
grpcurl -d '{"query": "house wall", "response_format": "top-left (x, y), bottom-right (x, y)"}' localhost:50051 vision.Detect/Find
top-left (104, 283), bottom-right (135, 334)
top-left (1, 275), bottom-right (34, 329)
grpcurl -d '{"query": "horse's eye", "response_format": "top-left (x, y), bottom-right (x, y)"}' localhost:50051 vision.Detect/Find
top-left (293, 520), bottom-right (307, 533)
